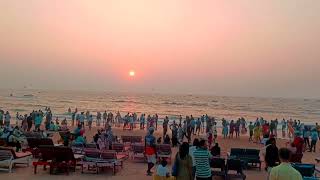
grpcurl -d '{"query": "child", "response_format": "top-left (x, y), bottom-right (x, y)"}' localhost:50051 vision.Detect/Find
top-left (156, 159), bottom-right (170, 178)
top-left (213, 127), bottom-right (218, 143)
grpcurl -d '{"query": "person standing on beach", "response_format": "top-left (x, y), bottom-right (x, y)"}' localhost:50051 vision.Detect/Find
top-left (71, 111), bottom-right (76, 126)
top-left (140, 114), bottom-right (145, 129)
top-left (201, 115), bottom-right (205, 133)
top-left (309, 128), bottom-right (318, 152)
top-left (196, 118), bottom-right (201, 136)
top-left (189, 139), bottom-right (199, 179)
top-left (302, 126), bottom-right (311, 150)
top-left (34, 113), bottom-right (42, 131)
top-left (145, 128), bottom-right (156, 176)
top-left (103, 111), bottom-right (107, 126)
top-left (27, 114), bottom-right (33, 131)
top-left (194, 140), bottom-right (212, 180)
top-left (174, 142), bottom-right (193, 180)
top-left (96, 112), bottom-right (101, 126)
top-left (155, 114), bottom-right (158, 130)
top-left (269, 148), bottom-right (302, 180)
top-left (265, 138), bottom-right (279, 171)
top-left (270, 120), bottom-right (276, 137)
top-left (222, 120), bottom-right (229, 139)
top-left (253, 123), bottom-right (262, 143)
top-left (248, 122), bottom-right (254, 141)
top-left (229, 120), bottom-right (235, 138)
top-left (0, 110), bottom-right (3, 126)
top-left (4, 111), bottom-right (11, 127)
top-left (281, 119), bottom-right (287, 138)
top-left (191, 118), bottom-right (196, 135)
top-left (163, 116), bottom-right (169, 137)
top-left (45, 110), bottom-right (52, 130)
top-left (235, 119), bottom-right (240, 138)
top-left (316, 123), bottom-right (320, 140)
top-left (79, 112), bottom-right (85, 128)
top-left (170, 121), bottom-right (179, 147)
top-left (88, 114), bottom-right (93, 130)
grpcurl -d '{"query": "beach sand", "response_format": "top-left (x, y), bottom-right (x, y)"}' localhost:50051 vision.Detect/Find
top-left (0, 125), bottom-right (318, 180)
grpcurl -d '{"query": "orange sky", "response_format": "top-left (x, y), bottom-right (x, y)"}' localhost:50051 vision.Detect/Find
top-left (0, 1), bottom-right (319, 98)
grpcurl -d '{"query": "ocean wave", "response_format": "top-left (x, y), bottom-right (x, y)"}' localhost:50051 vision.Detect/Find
top-left (58, 100), bottom-right (73, 103)
top-left (188, 102), bottom-right (209, 107)
top-left (111, 100), bottom-right (140, 104)
top-left (163, 102), bottom-right (184, 106)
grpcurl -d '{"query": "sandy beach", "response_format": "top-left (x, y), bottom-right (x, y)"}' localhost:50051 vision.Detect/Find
top-left (0, 125), bottom-right (319, 180)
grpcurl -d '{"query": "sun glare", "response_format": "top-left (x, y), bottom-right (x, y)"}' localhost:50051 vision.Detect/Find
top-left (129, 71), bottom-right (135, 77)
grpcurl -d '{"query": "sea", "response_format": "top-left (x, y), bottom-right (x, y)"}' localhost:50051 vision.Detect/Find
top-left (0, 89), bottom-right (319, 125)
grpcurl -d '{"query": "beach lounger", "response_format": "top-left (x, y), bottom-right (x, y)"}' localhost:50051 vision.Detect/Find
top-left (24, 132), bottom-right (42, 138)
top-left (80, 149), bottom-right (101, 174)
top-left (0, 147), bottom-right (32, 172)
top-left (26, 138), bottom-right (54, 157)
top-left (97, 150), bottom-right (126, 174)
top-left (85, 143), bottom-right (98, 149)
top-left (131, 143), bottom-right (146, 161)
top-left (0, 150), bottom-right (14, 172)
top-left (96, 151), bottom-right (116, 175)
top-left (131, 136), bottom-right (143, 144)
top-left (33, 145), bottom-right (55, 174)
top-left (210, 157), bottom-right (226, 178)
top-left (226, 159), bottom-right (246, 180)
top-left (242, 149), bottom-right (261, 170)
top-left (71, 143), bottom-right (85, 155)
top-left (50, 146), bottom-right (76, 175)
top-left (292, 163), bottom-right (316, 178)
top-left (112, 143), bottom-right (129, 158)
top-left (121, 136), bottom-right (132, 150)
top-left (156, 144), bottom-right (172, 162)
top-left (229, 148), bottom-right (261, 170)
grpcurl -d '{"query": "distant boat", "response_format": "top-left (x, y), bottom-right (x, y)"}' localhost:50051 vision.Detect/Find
top-left (23, 94), bottom-right (34, 97)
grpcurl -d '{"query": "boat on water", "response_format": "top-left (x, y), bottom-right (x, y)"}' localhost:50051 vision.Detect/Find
top-left (23, 94), bottom-right (34, 97)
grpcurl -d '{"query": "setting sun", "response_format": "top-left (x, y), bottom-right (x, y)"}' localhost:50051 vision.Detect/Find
top-left (129, 71), bottom-right (135, 77)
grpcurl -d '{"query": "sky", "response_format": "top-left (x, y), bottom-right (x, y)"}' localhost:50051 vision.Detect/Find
top-left (0, 1), bottom-right (320, 98)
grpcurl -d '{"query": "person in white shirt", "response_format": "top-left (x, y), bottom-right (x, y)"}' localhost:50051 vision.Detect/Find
top-left (156, 159), bottom-right (170, 177)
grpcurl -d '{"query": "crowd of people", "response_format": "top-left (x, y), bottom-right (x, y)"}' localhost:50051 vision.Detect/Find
top-left (0, 107), bottom-right (318, 180)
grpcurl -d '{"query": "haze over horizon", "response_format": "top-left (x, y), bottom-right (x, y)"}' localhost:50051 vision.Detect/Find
top-left (1, 1), bottom-right (320, 98)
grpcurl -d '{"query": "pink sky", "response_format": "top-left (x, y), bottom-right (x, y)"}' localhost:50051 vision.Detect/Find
top-left (0, 1), bottom-right (319, 98)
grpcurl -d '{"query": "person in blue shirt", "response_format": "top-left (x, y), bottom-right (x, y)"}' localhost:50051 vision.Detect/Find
top-left (310, 128), bottom-right (318, 152)
top-left (196, 118), bottom-right (201, 136)
top-left (140, 114), bottom-right (145, 129)
top-left (73, 124), bottom-right (82, 139)
top-left (88, 114), bottom-right (93, 130)
top-left (35, 114), bottom-right (43, 131)
top-left (190, 118), bottom-right (196, 135)
top-left (302, 126), bottom-right (311, 150)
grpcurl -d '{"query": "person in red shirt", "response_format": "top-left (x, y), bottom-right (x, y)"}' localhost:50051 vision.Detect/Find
top-left (291, 132), bottom-right (304, 163)
top-left (262, 123), bottom-right (270, 138)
